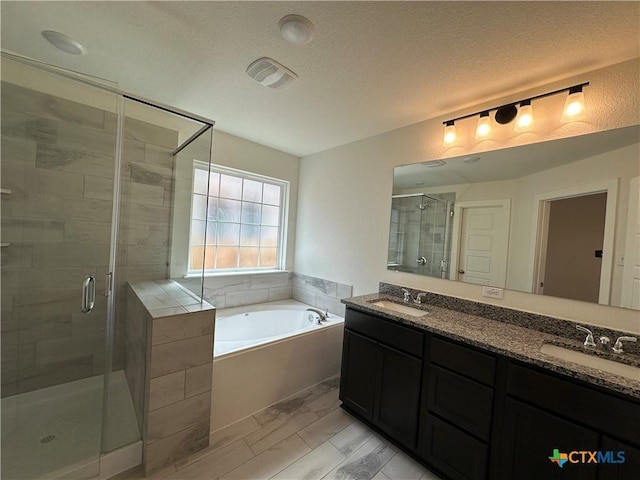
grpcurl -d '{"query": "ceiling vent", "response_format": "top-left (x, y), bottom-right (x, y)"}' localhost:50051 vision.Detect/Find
top-left (246, 57), bottom-right (297, 89)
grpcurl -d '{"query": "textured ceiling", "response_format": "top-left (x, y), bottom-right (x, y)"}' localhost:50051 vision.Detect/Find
top-left (1, 1), bottom-right (639, 157)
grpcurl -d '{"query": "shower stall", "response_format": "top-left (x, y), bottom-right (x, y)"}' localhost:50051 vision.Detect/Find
top-left (387, 193), bottom-right (454, 278)
top-left (1, 53), bottom-right (214, 479)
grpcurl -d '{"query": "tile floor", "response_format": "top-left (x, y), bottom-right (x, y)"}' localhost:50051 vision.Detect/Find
top-left (113, 376), bottom-right (443, 480)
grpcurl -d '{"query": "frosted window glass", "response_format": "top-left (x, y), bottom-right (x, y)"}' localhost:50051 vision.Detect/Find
top-left (208, 172), bottom-right (220, 196)
top-left (243, 179), bottom-right (263, 203)
top-left (192, 194), bottom-right (207, 220)
top-left (218, 199), bottom-right (241, 222)
top-left (240, 225), bottom-right (260, 246)
top-left (191, 220), bottom-right (206, 245)
top-left (205, 222), bottom-right (217, 245)
top-left (218, 223), bottom-right (240, 245)
top-left (241, 202), bottom-right (261, 224)
top-left (190, 246), bottom-right (204, 271)
top-left (239, 247), bottom-right (259, 267)
top-left (217, 247), bottom-right (238, 268)
top-left (193, 169), bottom-right (209, 195)
top-left (262, 205), bottom-right (280, 226)
top-left (260, 248), bottom-right (277, 267)
top-left (263, 184), bottom-right (281, 206)
top-left (204, 246), bottom-right (216, 269)
top-left (207, 197), bottom-right (218, 220)
top-left (260, 226), bottom-right (278, 247)
top-left (220, 174), bottom-right (243, 199)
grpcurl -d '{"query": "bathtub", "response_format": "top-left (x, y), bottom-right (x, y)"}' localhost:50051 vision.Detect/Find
top-left (210, 299), bottom-right (345, 432)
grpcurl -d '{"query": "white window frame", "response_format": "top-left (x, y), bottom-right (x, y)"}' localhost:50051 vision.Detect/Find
top-left (188, 161), bottom-right (289, 275)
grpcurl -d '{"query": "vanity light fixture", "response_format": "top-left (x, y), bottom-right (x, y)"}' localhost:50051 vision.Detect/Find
top-left (561, 85), bottom-right (586, 122)
top-left (475, 111), bottom-right (491, 140)
top-left (443, 120), bottom-right (457, 146)
top-left (442, 82), bottom-right (589, 144)
top-left (514, 99), bottom-right (534, 132)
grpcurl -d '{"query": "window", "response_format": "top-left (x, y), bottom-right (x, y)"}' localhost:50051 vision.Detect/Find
top-left (189, 162), bottom-right (288, 273)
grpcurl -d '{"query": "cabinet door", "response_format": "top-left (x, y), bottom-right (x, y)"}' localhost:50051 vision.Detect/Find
top-left (339, 329), bottom-right (377, 421)
top-left (499, 398), bottom-right (599, 480)
top-left (373, 343), bottom-right (422, 449)
top-left (598, 436), bottom-right (640, 480)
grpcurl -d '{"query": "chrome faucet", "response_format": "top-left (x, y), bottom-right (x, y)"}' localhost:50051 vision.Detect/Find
top-left (401, 288), bottom-right (412, 303)
top-left (401, 288), bottom-right (427, 304)
top-left (306, 308), bottom-right (327, 324)
top-left (612, 336), bottom-right (637, 354)
top-left (576, 325), bottom-right (596, 347)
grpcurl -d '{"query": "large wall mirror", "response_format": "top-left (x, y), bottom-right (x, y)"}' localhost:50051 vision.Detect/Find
top-left (388, 125), bottom-right (640, 310)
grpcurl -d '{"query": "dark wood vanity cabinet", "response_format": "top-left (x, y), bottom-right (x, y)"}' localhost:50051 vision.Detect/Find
top-left (499, 363), bottom-right (640, 480)
top-left (340, 308), bottom-right (424, 449)
top-left (340, 306), bottom-right (640, 480)
top-left (419, 337), bottom-right (497, 480)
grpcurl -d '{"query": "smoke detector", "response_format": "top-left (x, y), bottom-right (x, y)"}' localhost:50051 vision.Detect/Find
top-left (279, 14), bottom-right (315, 45)
top-left (246, 57), bottom-right (297, 89)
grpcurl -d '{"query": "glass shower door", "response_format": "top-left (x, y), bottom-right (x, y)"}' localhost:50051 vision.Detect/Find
top-left (1, 55), bottom-right (118, 479)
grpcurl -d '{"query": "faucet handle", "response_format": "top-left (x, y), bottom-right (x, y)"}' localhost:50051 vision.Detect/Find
top-left (415, 293), bottom-right (427, 304)
top-left (401, 289), bottom-right (411, 303)
top-left (612, 336), bottom-right (637, 354)
top-left (576, 325), bottom-right (596, 347)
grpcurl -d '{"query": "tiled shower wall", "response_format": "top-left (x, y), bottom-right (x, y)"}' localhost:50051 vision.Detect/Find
top-left (0, 81), bottom-right (177, 397)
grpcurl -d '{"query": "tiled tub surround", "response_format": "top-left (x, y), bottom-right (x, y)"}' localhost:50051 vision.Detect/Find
top-left (176, 271), bottom-right (353, 316)
top-left (344, 286), bottom-right (640, 399)
top-left (293, 273), bottom-right (353, 317)
top-left (126, 280), bottom-right (215, 475)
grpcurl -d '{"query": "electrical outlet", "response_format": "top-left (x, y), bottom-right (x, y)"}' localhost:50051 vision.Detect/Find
top-left (482, 286), bottom-right (504, 299)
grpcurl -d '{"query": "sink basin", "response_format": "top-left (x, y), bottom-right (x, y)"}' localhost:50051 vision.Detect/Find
top-left (540, 343), bottom-right (640, 382)
top-left (370, 300), bottom-right (428, 317)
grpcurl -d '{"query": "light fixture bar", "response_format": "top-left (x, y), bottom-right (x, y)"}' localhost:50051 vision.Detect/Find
top-left (442, 82), bottom-right (589, 125)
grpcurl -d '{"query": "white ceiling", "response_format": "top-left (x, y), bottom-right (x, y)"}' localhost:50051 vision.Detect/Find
top-left (1, 1), bottom-right (639, 157)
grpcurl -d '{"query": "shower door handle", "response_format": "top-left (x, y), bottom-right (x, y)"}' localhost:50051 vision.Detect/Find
top-left (81, 275), bottom-right (96, 313)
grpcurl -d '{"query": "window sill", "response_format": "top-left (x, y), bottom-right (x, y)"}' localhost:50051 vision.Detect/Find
top-left (184, 269), bottom-right (290, 278)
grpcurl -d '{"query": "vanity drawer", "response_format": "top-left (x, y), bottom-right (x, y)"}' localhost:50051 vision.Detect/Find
top-left (422, 413), bottom-right (489, 480)
top-left (345, 308), bottom-right (423, 357)
top-left (428, 365), bottom-right (494, 441)
top-left (431, 337), bottom-right (496, 385)
top-left (507, 362), bottom-right (640, 443)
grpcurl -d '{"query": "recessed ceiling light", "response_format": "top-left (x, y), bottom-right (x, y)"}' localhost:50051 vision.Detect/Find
top-left (41, 30), bottom-right (86, 55)
top-left (421, 160), bottom-right (446, 168)
top-left (278, 14), bottom-right (315, 45)
top-left (462, 156), bottom-right (481, 164)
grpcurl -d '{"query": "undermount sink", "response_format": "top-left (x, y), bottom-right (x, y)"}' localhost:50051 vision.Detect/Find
top-left (540, 343), bottom-right (640, 382)
top-left (370, 300), bottom-right (428, 317)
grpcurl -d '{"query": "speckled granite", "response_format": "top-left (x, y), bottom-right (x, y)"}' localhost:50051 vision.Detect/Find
top-left (342, 292), bottom-right (640, 400)
top-left (380, 282), bottom-right (640, 356)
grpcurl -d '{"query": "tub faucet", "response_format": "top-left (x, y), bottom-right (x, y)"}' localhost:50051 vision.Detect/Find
top-left (306, 308), bottom-right (327, 324)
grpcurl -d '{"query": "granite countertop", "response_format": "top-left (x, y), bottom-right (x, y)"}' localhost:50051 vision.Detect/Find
top-left (342, 293), bottom-right (640, 400)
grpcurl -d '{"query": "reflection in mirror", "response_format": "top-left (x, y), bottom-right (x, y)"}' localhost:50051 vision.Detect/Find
top-left (388, 193), bottom-right (455, 278)
top-left (389, 126), bottom-right (640, 310)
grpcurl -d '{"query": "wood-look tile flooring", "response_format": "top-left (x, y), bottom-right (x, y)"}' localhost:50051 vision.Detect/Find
top-left (113, 377), bottom-right (443, 480)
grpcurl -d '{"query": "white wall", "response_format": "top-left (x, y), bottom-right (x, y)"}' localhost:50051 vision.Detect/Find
top-left (295, 59), bottom-right (640, 334)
